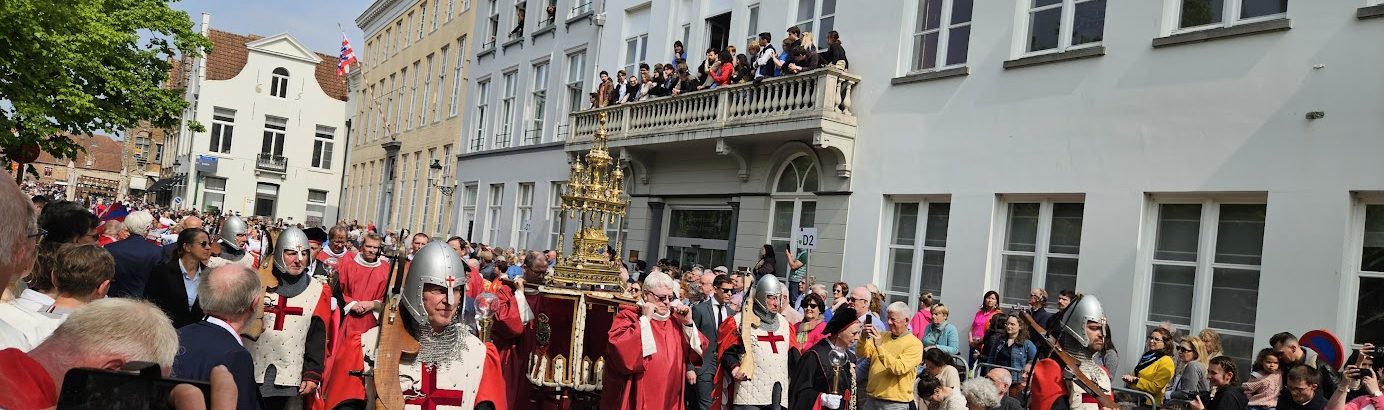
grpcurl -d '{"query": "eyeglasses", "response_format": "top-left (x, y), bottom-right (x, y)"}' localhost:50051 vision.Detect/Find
top-left (26, 228), bottom-right (47, 243)
top-left (719, 287), bottom-right (735, 293)
top-left (196, 241), bottom-right (211, 248)
top-left (1178, 347), bottom-right (1192, 353)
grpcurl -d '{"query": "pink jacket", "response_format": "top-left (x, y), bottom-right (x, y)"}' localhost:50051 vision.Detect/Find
top-left (1242, 372), bottom-right (1281, 407)
top-left (971, 309), bottom-right (1000, 342)
top-left (910, 308), bottom-right (933, 341)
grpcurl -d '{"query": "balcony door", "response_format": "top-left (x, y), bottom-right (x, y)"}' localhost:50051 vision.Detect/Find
top-left (768, 155), bottom-right (819, 278)
top-left (706, 12), bottom-right (732, 53)
top-left (262, 116), bottom-right (287, 156)
top-left (254, 182), bottom-right (279, 217)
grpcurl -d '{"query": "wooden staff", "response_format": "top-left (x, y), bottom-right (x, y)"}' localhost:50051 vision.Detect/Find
top-left (1021, 311), bottom-right (1118, 409)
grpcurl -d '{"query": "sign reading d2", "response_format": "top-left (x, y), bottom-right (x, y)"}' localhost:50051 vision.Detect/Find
top-left (797, 227), bottom-right (817, 250)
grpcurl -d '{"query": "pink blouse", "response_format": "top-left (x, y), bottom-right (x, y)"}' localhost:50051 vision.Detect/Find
top-left (971, 309), bottom-right (1000, 342)
top-left (910, 308), bottom-right (933, 341)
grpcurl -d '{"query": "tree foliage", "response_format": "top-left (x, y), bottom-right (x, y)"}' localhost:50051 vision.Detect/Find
top-left (0, 0), bottom-right (210, 163)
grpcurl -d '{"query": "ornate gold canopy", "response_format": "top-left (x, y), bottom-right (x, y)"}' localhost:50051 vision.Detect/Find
top-left (549, 112), bottom-right (627, 288)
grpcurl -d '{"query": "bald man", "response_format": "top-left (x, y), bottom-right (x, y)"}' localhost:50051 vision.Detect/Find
top-left (986, 368), bottom-right (1024, 410)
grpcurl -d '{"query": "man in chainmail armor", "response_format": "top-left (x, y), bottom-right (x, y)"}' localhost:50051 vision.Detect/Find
top-left (1027, 295), bottom-right (1116, 410)
top-left (713, 274), bottom-right (795, 410)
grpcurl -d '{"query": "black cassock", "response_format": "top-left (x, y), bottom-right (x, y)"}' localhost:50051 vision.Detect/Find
top-left (788, 339), bottom-right (856, 410)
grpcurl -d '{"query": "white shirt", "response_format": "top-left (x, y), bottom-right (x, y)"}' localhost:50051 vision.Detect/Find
top-left (179, 261), bottom-right (203, 308)
top-left (14, 288), bottom-right (55, 312)
top-left (0, 301), bottom-right (61, 350)
top-left (204, 316), bottom-right (243, 346)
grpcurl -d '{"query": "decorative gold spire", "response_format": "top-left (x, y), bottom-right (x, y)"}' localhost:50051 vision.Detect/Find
top-left (550, 112), bottom-right (628, 288)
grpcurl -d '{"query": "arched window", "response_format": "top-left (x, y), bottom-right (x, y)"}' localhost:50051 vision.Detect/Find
top-left (768, 155), bottom-right (819, 280)
top-left (270, 67), bottom-right (289, 98)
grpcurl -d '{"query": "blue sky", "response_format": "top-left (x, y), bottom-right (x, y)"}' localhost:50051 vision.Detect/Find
top-left (171, 0), bottom-right (374, 55)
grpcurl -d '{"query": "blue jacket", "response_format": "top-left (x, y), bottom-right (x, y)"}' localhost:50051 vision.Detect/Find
top-left (922, 322), bottom-right (962, 355)
top-left (984, 338), bottom-right (1038, 383)
top-left (104, 237), bottom-right (164, 298)
top-left (172, 321), bottom-right (261, 410)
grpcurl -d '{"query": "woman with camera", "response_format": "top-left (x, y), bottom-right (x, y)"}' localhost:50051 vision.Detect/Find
top-left (1329, 365), bottom-right (1384, 410)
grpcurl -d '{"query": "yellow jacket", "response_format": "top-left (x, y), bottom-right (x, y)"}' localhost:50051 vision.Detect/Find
top-left (856, 331), bottom-right (923, 403)
top-left (1129, 355), bottom-right (1175, 406)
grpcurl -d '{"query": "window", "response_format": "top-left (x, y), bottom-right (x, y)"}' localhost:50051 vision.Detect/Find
top-left (396, 21), bottom-right (405, 52)
top-left (549, 182), bottom-right (565, 249)
top-left (435, 47), bottom-right (449, 123)
top-left (422, 149), bottom-right (435, 232)
top-left (1354, 199), bottom-right (1384, 346)
top-left (516, 183), bottom-right (534, 248)
top-left (497, 71), bottom-right (517, 148)
top-left (794, 0), bottom-right (836, 47)
top-left (432, 0), bottom-right (440, 31)
top-left (487, 184), bottom-right (504, 244)
top-left (203, 177), bottom-right (227, 213)
top-left (408, 152), bottom-right (423, 229)
top-left (746, 4), bottom-right (761, 44)
top-left (269, 67), bottom-right (289, 98)
top-left (408, 61), bottom-right (420, 129)
top-left (885, 200), bottom-right (951, 305)
top-left (997, 200), bottom-right (1084, 309)
top-left (571, 0), bottom-right (593, 16)
top-left (911, 0), bottom-right (973, 72)
top-left (472, 79), bottom-right (490, 152)
top-left (1178, 0), bottom-right (1287, 30)
top-left (527, 61), bottom-right (548, 145)
top-left (1024, 0), bottom-right (1105, 54)
top-left (311, 126), bottom-right (335, 169)
top-left (406, 13), bottom-right (415, 47)
top-left (421, 55), bottom-right (434, 126)
top-left (262, 116), bottom-right (287, 156)
top-left (623, 34), bottom-right (648, 75)
top-left (768, 155), bottom-right (819, 279)
top-left (208, 107), bottom-right (235, 153)
top-left (154, 143), bottom-right (163, 162)
top-left (1145, 199), bottom-right (1266, 372)
top-left (306, 189), bottom-right (328, 227)
top-left (509, 2), bottom-right (526, 39)
top-left (419, 5), bottom-right (427, 39)
top-left (486, 0), bottom-right (500, 49)
top-left (392, 70), bottom-right (403, 131)
top-left (565, 50), bottom-right (586, 118)
top-left (463, 184), bottom-right (479, 239)
top-left (447, 0), bottom-right (455, 21)
top-left (450, 36), bottom-right (467, 117)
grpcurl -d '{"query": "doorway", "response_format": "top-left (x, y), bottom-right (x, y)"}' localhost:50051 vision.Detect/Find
top-left (664, 208), bottom-right (733, 269)
top-left (706, 12), bottom-right (731, 53)
top-left (254, 182), bottom-right (278, 217)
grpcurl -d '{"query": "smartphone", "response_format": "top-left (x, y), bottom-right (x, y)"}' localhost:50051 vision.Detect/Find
top-left (865, 315), bottom-right (873, 325)
top-left (57, 366), bottom-right (211, 410)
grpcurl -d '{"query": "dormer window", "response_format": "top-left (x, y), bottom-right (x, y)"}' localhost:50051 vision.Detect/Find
top-left (270, 67), bottom-right (289, 98)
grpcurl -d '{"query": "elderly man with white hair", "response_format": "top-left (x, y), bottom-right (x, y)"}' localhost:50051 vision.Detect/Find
top-left (985, 368), bottom-right (1025, 410)
top-left (961, 378), bottom-right (1003, 410)
top-left (0, 176), bottom-right (41, 350)
top-left (0, 298), bottom-right (180, 409)
top-left (105, 210), bottom-right (165, 298)
top-left (857, 301), bottom-right (923, 410)
top-left (603, 270), bottom-right (708, 409)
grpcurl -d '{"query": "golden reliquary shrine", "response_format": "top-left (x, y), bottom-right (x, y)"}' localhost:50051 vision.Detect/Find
top-left (523, 112), bottom-right (635, 409)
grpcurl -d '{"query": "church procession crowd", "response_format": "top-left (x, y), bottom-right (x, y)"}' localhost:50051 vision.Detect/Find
top-left (0, 169), bottom-right (1379, 410)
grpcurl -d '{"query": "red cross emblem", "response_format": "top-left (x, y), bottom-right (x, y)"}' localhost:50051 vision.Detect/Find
top-left (264, 295), bottom-right (304, 331)
top-left (757, 331), bottom-right (786, 354)
top-left (403, 365), bottom-right (464, 410)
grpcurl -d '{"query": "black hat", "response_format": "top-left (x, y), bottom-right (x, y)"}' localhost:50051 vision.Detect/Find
top-left (824, 306), bottom-right (859, 336)
top-left (303, 226), bottom-right (328, 244)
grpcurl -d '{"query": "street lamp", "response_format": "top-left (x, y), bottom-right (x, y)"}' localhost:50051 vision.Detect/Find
top-left (428, 159), bottom-right (456, 196)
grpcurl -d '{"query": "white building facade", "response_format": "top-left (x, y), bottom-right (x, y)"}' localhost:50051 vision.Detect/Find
top-left (449, 0), bottom-right (604, 250)
top-left (165, 16), bottom-right (348, 225)
top-left (570, 0), bottom-right (1384, 372)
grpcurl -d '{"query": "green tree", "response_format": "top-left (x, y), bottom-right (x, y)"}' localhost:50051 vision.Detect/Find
top-left (0, 0), bottom-right (210, 164)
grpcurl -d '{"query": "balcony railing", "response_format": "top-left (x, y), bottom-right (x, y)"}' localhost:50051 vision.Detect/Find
top-left (566, 67), bottom-right (860, 145)
top-left (256, 153), bottom-right (287, 173)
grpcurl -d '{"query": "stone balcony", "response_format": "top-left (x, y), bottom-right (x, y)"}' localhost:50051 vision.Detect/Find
top-left (565, 67), bottom-right (861, 178)
top-left (255, 153), bottom-right (287, 175)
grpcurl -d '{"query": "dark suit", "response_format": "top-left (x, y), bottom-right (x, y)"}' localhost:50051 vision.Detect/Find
top-left (690, 298), bottom-right (732, 410)
top-left (144, 260), bottom-right (206, 329)
top-left (173, 320), bottom-right (261, 410)
top-left (161, 241), bottom-right (178, 263)
top-left (104, 237), bottom-right (164, 298)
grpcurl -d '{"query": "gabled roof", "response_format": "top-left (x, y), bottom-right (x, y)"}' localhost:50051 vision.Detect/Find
top-left (204, 29), bottom-right (348, 101)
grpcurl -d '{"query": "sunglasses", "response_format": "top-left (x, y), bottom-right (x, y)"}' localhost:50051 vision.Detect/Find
top-left (645, 291), bottom-right (675, 303)
top-left (1178, 347), bottom-right (1193, 353)
top-left (804, 303), bottom-right (821, 309)
top-left (719, 287), bottom-right (735, 293)
top-left (197, 241), bottom-right (211, 248)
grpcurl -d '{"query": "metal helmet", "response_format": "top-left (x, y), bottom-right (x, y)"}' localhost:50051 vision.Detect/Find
top-left (751, 274), bottom-right (785, 329)
top-left (1059, 294), bottom-right (1106, 350)
top-left (274, 227), bottom-right (310, 274)
top-left (401, 242), bottom-right (468, 323)
top-left (219, 216), bottom-right (248, 251)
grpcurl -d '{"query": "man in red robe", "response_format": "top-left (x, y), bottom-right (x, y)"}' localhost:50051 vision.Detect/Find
top-left (603, 271), bottom-right (708, 410)
top-left (315, 225), bottom-right (355, 272)
top-left (465, 254), bottom-right (526, 409)
top-left (337, 232), bottom-right (390, 341)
